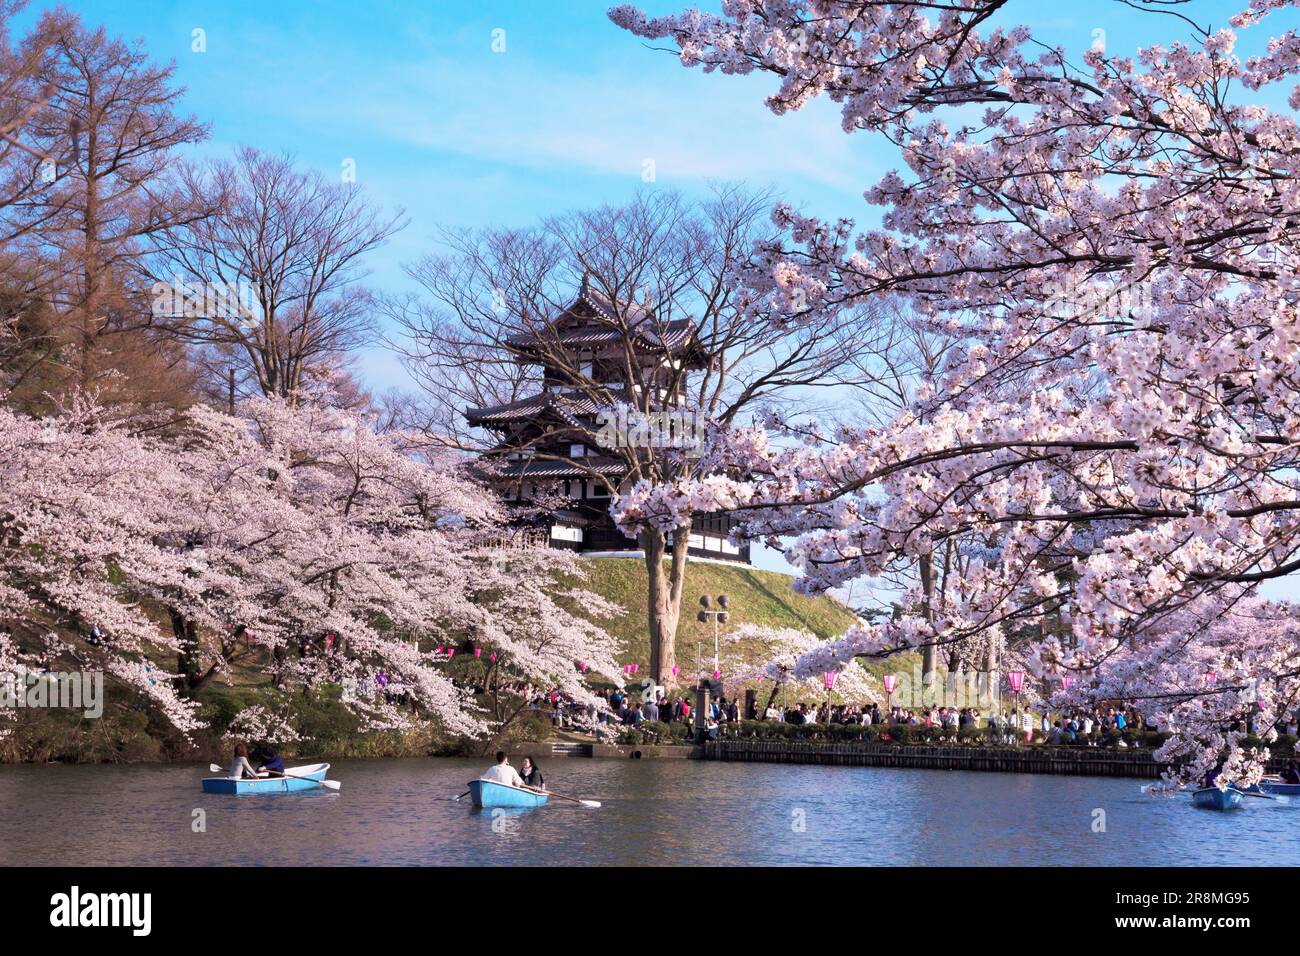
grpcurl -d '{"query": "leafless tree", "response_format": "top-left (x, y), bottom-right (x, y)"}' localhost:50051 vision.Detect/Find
top-left (389, 186), bottom-right (878, 686)
top-left (149, 147), bottom-right (406, 403)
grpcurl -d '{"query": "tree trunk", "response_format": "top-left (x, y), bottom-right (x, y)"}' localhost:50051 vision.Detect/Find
top-left (919, 552), bottom-right (938, 704)
top-left (79, 163), bottom-right (101, 390)
top-left (762, 681), bottom-right (782, 719)
top-left (642, 525), bottom-right (688, 688)
top-left (171, 609), bottom-right (202, 692)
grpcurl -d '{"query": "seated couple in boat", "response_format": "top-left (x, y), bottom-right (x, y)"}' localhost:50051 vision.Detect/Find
top-left (481, 751), bottom-right (545, 791)
top-left (227, 743), bottom-right (286, 779)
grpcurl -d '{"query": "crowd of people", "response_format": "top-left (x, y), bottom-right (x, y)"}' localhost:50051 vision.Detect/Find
top-left (585, 689), bottom-right (1153, 747)
top-left (449, 674), bottom-right (1157, 749)
top-left (754, 701), bottom-right (1148, 744)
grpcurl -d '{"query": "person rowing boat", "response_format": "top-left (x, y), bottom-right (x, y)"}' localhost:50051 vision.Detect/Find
top-left (480, 751), bottom-right (526, 788)
top-left (258, 745), bottom-right (286, 778)
top-left (228, 743), bottom-right (259, 779)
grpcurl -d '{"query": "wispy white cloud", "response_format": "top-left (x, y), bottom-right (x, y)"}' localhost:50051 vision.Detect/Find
top-left (206, 24), bottom-right (880, 198)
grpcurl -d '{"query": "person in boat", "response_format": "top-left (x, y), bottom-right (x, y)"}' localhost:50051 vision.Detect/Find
top-left (520, 755), bottom-right (545, 791)
top-left (1283, 761), bottom-right (1300, 785)
top-left (481, 751), bottom-right (526, 788)
top-left (229, 743), bottom-right (259, 779)
top-left (257, 746), bottom-right (286, 778)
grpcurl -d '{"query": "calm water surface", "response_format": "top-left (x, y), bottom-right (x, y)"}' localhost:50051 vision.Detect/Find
top-left (1, 758), bottom-right (1295, 866)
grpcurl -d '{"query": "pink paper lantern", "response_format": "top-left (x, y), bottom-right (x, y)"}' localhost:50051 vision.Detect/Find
top-left (882, 674), bottom-right (898, 694)
top-left (631, 664), bottom-right (639, 674)
top-left (437, 645), bottom-right (444, 655)
top-left (1061, 675), bottom-right (1074, 691)
top-left (624, 664), bottom-right (631, 674)
top-left (671, 664), bottom-right (679, 677)
top-left (712, 669), bottom-right (720, 680)
top-left (490, 652), bottom-right (497, 663)
top-left (1008, 670), bottom-right (1025, 693)
top-left (578, 661), bottom-right (587, 672)
top-left (474, 647), bottom-right (482, 658)
top-left (447, 649), bottom-right (455, 658)
top-left (1203, 671), bottom-right (1217, 687)
top-left (823, 671), bottom-right (838, 690)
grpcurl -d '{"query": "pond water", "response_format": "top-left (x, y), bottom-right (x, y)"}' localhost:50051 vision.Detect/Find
top-left (1, 757), bottom-right (1295, 866)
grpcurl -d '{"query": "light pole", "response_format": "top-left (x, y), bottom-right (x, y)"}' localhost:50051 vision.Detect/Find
top-left (1008, 670), bottom-right (1025, 741)
top-left (697, 594), bottom-right (730, 676)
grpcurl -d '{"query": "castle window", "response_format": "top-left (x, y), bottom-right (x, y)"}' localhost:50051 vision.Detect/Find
top-left (569, 444), bottom-right (586, 458)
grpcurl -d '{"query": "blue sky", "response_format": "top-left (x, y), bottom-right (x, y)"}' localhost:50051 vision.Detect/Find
top-left (27, 0), bottom-right (1273, 388)
top-left (24, 0), bottom-right (1299, 593)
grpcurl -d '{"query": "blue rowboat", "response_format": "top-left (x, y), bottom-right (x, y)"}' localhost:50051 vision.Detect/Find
top-left (1259, 780), bottom-right (1300, 797)
top-left (201, 763), bottom-right (332, 795)
top-left (468, 778), bottom-right (547, 809)
top-left (1192, 786), bottom-right (1244, 811)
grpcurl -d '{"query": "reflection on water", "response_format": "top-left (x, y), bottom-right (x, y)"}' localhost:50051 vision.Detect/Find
top-left (0, 758), bottom-right (1296, 866)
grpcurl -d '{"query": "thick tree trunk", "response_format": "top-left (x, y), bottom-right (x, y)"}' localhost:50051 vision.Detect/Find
top-left (919, 552), bottom-right (938, 704)
top-left (642, 525), bottom-right (688, 688)
top-left (171, 608), bottom-right (202, 692)
top-left (80, 166), bottom-right (100, 390)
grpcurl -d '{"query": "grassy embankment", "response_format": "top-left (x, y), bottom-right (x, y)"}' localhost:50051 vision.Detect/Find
top-left (2, 558), bottom-right (862, 763)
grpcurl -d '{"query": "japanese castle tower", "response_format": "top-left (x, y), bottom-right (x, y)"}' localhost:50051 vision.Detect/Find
top-left (465, 276), bottom-right (750, 563)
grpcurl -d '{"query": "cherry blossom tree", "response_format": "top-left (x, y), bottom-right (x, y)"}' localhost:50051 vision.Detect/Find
top-left (610, 0), bottom-right (1300, 782)
top-left (721, 623), bottom-right (881, 716)
top-left (0, 391), bottom-right (623, 742)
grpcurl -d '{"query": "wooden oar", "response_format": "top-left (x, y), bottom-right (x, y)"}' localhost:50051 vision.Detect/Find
top-left (208, 763), bottom-right (341, 791)
top-left (523, 784), bottom-right (600, 808)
